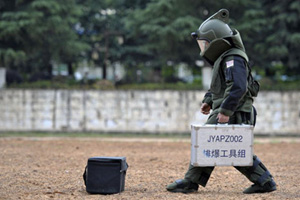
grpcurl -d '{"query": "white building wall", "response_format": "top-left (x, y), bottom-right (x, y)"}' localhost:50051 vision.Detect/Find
top-left (0, 89), bottom-right (299, 135)
top-left (0, 68), bottom-right (6, 88)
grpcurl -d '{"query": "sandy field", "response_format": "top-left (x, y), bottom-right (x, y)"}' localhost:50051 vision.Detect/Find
top-left (0, 136), bottom-right (299, 200)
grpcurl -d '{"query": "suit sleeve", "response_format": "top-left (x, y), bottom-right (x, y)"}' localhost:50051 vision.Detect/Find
top-left (202, 90), bottom-right (213, 107)
top-left (219, 56), bottom-right (248, 116)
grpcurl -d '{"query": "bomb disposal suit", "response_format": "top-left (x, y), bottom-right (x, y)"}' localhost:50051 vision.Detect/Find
top-left (166, 9), bottom-right (276, 194)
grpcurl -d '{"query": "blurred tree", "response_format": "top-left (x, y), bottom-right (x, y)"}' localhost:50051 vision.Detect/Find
top-left (1, 0), bottom-right (298, 84)
top-left (260, 0), bottom-right (300, 75)
top-left (0, 0), bottom-right (27, 69)
top-left (237, 1), bottom-right (266, 68)
top-left (0, 0), bottom-right (88, 78)
top-left (239, 0), bottom-right (300, 76)
top-left (124, 0), bottom-right (201, 66)
top-left (76, 0), bottom-right (131, 80)
top-left (123, 0), bottom-right (300, 79)
top-left (123, 0), bottom-right (253, 81)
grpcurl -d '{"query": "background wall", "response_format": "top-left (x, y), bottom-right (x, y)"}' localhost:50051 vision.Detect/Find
top-left (0, 89), bottom-right (299, 135)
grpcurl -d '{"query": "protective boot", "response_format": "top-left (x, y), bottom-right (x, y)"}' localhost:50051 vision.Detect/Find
top-left (166, 179), bottom-right (198, 193)
top-left (235, 155), bottom-right (277, 194)
top-left (184, 164), bottom-right (214, 187)
top-left (166, 164), bottom-right (214, 193)
top-left (243, 179), bottom-right (276, 194)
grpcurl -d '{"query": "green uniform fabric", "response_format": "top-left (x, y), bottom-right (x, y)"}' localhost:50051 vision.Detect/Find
top-left (205, 48), bottom-right (253, 116)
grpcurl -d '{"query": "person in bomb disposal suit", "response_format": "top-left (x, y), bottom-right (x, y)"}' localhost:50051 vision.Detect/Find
top-left (166, 9), bottom-right (277, 194)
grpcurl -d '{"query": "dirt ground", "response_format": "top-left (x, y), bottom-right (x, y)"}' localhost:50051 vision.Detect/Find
top-left (0, 136), bottom-right (300, 200)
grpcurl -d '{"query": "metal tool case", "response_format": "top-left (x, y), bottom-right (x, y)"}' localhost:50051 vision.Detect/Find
top-left (191, 124), bottom-right (254, 167)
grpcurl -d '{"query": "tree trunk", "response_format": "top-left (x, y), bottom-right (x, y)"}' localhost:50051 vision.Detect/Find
top-left (47, 63), bottom-right (53, 79)
top-left (68, 62), bottom-right (74, 77)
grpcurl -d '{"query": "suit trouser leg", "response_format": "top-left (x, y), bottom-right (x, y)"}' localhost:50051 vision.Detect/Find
top-left (184, 164), bottom-right (214, 187)
top-left (234, 108), bottom-right (273, 186)
top-left (235, 155), bottom-right (273, 186)
top-left (183, 111), bottom-right (218, 187)
top-left (184, 155), bottom-right (273, 188)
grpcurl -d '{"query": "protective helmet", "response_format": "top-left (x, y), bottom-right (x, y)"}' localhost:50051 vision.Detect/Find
top-left (191, 9), bottom-right (244, 64)
top-left (191, 9), bottom-right (232, 42)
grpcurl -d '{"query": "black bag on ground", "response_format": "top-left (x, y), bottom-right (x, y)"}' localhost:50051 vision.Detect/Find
top-left (83, 157), bottom-right (128, 194)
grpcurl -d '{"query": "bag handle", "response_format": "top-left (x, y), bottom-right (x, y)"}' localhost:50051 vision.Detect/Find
top-left (83, 166), bottom-right (87, 186)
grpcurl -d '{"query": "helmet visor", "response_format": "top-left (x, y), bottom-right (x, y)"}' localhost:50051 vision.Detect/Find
top-left (197, 40), bottom-right (209, 52)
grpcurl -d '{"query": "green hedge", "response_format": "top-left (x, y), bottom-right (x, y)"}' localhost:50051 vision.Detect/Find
top-left (116, 82), bottom-right (202, 90)
top-left (259, 78), bottom-right (300, 91)
top-left (6, 78), bottom-right (300, 91)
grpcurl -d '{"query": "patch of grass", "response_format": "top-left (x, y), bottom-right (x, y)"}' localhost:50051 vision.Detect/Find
top-left (116, 82), bottom-right (202, 90)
